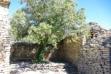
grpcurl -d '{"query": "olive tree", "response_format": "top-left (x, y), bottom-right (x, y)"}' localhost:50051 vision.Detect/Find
top-left (11, 0), bottom-right (90, 63)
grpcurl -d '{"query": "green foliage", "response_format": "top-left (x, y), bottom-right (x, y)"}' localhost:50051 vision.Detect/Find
top-left (10, 9), bottom-right (28, 41)
top-left (11, 0), bottom-right (90, 63)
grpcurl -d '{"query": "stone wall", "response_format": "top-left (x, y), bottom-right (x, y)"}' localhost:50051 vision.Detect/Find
top-left (0, 0), bottom-right (10, 74)
top-left (56, 37), bottom-right (82, 66)
top-left (10, 42), bottom-right (55, 63)
top-left (10, 42), bottom-right (39, 62)
top-left (10, 37), bottom-right (82, 65)
top-left (78, 22), bottom-right (111, 74)
top-left (54, 22), bottom-right (111, 74)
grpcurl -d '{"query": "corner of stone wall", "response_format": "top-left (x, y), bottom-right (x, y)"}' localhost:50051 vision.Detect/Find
top-left (0, 0), bottom-right (11, 73)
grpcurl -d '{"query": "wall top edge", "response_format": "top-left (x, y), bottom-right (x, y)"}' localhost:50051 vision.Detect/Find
top-left (0, 1), bottom-right (10, 5)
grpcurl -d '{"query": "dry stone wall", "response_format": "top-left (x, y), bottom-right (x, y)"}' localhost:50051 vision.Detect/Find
top-left (10, 42), bottom-right (55, 63)
top-left (0, 0), bottom-right (10, 74)
top-left (55, 37), bottom-right (82, 66)
top-left (78, 22), bottom-right (111, 74)
top-left (10, 42), bottom-right (39, 62)
top-left (0, 0), bottom-right (111, 74)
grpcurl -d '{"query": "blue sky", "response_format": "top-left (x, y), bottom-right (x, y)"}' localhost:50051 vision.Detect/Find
top-left (77, 0), bottom-right (111, 29)
top-left (9, 0), bottom-right (24, 17)
top-left (9, 0), bottom-right (111, 29)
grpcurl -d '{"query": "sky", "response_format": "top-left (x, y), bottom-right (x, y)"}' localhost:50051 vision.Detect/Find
top-left (9, 0), bottom-right (111, 30)
top-left (77, 0), bottom-right (111, 30)
top-left (9, 0), bottom-right (24, 17)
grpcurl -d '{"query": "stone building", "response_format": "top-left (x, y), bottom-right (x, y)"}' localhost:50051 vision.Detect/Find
top-left (0, 0), bottom-right (10, 74)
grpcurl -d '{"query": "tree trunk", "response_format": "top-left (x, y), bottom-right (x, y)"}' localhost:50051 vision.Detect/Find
top-left (35, 42), bottom-right (47, 63)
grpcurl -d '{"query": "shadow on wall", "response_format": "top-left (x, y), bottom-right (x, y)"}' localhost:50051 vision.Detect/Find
top-left (10, 42), bottom-right (39, 63)
top-left (51, 36), bottom-right (82, 72)
top-left (10, 42), bottom-right (55, 63)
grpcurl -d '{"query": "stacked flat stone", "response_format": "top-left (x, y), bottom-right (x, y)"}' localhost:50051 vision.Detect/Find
top-left (78, 22), bottom-right (111, 74)
top-left (0, 0), bottom-right (10, 74)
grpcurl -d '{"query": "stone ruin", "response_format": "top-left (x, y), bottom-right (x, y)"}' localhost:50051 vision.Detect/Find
top-left (0, 0), bottom-right (10, 74)
top-left (10, 22), bottom-right (111, 74)
top-left (78, 22), bottom-right (111, 74)
top-left (9, 23), bottom-right (111, 74)
top-left (0, 0), bottom-right (111, 74)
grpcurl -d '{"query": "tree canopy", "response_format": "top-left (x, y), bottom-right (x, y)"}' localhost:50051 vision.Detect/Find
top-left (11, 0), bottom-right (90, 62)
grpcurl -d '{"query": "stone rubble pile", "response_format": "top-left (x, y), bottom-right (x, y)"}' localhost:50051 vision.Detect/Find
top-left (10, 62), bottom-right (77, 74)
